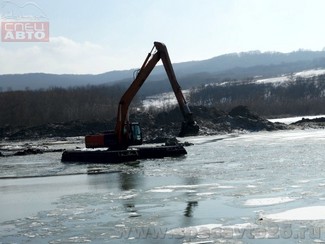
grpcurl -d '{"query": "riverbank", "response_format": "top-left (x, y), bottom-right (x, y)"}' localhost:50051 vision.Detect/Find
top-left (0, 106), bottom-right (289, 142)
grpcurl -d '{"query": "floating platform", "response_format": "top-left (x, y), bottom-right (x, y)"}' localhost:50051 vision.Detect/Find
top-left (61, 145), bottom-right (187, 164)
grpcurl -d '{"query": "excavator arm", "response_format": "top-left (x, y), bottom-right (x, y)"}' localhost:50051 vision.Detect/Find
top-left (85, 41), bottom-right (199, 149)
top-left (114, 45), bottom-right (160, 146)
top-left (154, 42), bottom-right (198, 137)
top-left (115, 42), bottom-right (198, 145)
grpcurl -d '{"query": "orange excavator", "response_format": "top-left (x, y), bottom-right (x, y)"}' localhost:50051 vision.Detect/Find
top-left (85, 42), bottom-right (199, 150)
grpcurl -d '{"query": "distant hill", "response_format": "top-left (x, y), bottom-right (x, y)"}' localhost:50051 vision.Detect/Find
top-left (1, 49), bottom-right (325, 92)
top-left (0, 71), bottom-right (136, 91)
top-left (174, 50), bottom-right (325, 74)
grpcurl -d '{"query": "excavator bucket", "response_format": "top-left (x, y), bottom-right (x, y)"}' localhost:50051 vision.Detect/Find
top-left (179, 121), bottom-right (199, 137)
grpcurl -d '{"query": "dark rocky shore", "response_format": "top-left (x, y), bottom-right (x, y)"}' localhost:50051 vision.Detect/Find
top-left (0, 105), bottom-right (289, 142)
top-left (1, 105), bottom-right (325, 157)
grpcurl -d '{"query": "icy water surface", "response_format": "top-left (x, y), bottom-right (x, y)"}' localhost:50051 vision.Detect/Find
top-left (1, 129), bottom-right (325, 243)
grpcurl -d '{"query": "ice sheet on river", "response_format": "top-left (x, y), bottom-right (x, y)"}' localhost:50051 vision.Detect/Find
top-left (1, 129), bottom-right (325, 243)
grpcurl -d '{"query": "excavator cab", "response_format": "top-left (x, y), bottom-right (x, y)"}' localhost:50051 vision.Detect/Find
top-left (129, 122), bottom-right (142, 145)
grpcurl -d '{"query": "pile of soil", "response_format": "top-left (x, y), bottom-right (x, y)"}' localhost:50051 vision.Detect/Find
top-left (291, 117), bottom-right (325, 129)
top-left (0, 121), bottom-right (114, 141)
top-left (0, 105), bottom-right (288, 142)
top-left (138, 105), bottom-right (287, 143)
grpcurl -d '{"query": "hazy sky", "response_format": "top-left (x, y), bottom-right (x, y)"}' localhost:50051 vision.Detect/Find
top-left (1, 0), bottom-right (325, 74)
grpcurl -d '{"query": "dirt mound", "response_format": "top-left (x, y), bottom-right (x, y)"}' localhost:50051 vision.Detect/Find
top-left (292, 117), bottom-right (325, 129)
top-left (132, 105), bottom-right (287, 142)
top-left (293, 117), bottom-right (325, 124)
top-left (1, 121), bottom-right (113, 140)
top-left (228, 105), bottom-right (259, 119)
top-left (192, 105), bottom-right (287, 135)
top-left (13, 148), bottom-right (44, 156)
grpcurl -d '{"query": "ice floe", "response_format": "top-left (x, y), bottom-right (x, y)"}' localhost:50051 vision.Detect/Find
top-left (265, 206), bottom-right (325, 221)
top-left (244, 197), bottom-right (296, 206)
top-left (147, 183), bottom-right (234, 193)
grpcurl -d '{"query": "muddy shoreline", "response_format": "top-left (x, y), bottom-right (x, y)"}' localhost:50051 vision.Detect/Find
top-left (1, 106), bottom-right (324, 144)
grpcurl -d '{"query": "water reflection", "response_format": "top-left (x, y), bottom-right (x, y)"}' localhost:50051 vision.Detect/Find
top-left (87, 165), bottom-right (144, 218)
top-left (119, 171), bottom-right (144, 217)
top-left (183, 177), bottom-right (200, 218)
top-left (184, 201), bottom-right (198, 217)
top-left (119, 172), bottom-right (140, 191)
top-left (87, 166), bottom-right (203, 221)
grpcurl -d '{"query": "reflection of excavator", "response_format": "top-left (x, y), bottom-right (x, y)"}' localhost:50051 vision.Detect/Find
top-left (85, 42), bottom-right (199, 149)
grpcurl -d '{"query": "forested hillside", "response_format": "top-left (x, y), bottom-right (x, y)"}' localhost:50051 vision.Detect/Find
top-left (1, 73), bottom-right (325, 129)
top-left (189, 75), bottom-right (325, 117)
top-left (0, 85), bottom-right (140, 127)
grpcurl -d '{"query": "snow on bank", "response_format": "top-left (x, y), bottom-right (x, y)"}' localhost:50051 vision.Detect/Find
top-left (142, 90), bottom-right (190, 110)
top-left (265, 206), bottom-right (325, 221)
top-left (269, 115), bottom-right (325, 124)
top-left (203, 68), bottom-right (325, 88)
top-left (244, 197), bottom-right (296, 206)
top-left (255, 76), bottom-right (289, 84)
top-left (255, 68), bottom-right (325, 85)
top-left (295, 69), bottom-right (325, 78)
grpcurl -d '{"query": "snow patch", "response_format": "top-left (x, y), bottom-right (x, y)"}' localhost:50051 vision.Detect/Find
top-left (118, 194), bottom-right (137, 200)
top-left (147, 189), bottom-right (174, 193)
top-left (269, 115), bottom-right (325, 124)
top-left (196, 192), bottom-right (215, 196)
top-left (255, 69), bottom-right (325, 85)
top-left (142, 90), bottom-right (189, 110)
top-left (255, 76), bottom-right (289, 84)
top-left (246, 185), bottom-right (257, 188)
top-left (148, 183), bottom-right (234, 194)
top-left (265, 206), bottom-right (325, 221)
top-left (244, 197), bottom-right (296, 206)
top-left (295, 69), bottom-right (325, 78)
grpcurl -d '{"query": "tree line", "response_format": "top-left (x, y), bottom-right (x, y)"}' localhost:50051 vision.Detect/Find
top-left (0, 85), bottom-right (140, 128)
top-left (189, 75), bottom-right (325, 117)
top-left (2, 74), bottom-right (325, 129)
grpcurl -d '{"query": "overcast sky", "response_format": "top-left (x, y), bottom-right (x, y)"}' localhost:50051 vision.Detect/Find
top-left (1, 0), bottom-right (325, 74)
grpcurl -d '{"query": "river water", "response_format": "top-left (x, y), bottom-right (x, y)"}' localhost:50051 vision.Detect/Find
top-left (1, 129), bottom-right (325, 243)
